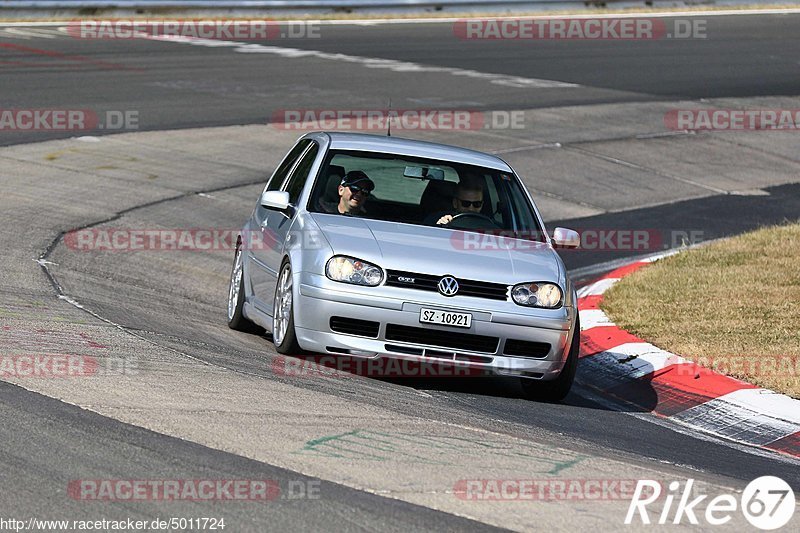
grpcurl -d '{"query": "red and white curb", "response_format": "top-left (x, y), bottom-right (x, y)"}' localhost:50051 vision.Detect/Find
top-left (576, 254), bottom-right (800, 458)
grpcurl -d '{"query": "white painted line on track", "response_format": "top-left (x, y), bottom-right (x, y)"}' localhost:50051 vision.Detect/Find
top-left (577, 308), bottom-right (613, 330)
top-left (142, 33), bottom-right (579, 89)
top-left (2, 9), bottom-right (800, 27)
top-left (640, 249), bottom-right (680, 262)
top-left (576, 277), bottom-right (619, 298)
top-left (672, 391), bottom-right (800, 446)
top-left (569, 248), bottom-right (685, 280)
top-left (0, 27), bottom-right (59, 38)
top-left (693, 388), bottom-right (800, 426)
top-left (588, 342), bottom-right (686, 379)
top-left (314, 8), bottom-right (800, 24)
top-left (630, 404), bottom-right (800, 465)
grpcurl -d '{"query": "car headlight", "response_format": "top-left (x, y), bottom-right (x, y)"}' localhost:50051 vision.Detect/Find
top-left (511, 282), bottom-right (563, 308)
top-left (326, 256), bottom-right (383, 286)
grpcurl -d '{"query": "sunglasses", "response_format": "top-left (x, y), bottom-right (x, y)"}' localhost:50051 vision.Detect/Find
top-left (458, 199), bottom-right (483, 208)
top-left (348, 184), bottom-right (372, 196)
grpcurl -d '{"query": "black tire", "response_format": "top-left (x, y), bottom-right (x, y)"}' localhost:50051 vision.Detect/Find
top-left (227, 240), bottom-right (259, 332)
top-left (520, 315), bottom-right (580, 402)
top-left (273, 260), bottom-right (302, 355)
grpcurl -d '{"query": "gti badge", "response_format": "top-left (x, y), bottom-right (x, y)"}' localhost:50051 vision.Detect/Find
top-left (438, 276), bottom-right (459, 296)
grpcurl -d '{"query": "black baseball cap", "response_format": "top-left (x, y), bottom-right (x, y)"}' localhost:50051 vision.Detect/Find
top-left (340, 170), bottom-right (375, 191)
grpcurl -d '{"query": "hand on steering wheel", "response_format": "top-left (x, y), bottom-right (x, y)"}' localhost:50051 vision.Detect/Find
top-left (447, 212), bottom-right (501, 229)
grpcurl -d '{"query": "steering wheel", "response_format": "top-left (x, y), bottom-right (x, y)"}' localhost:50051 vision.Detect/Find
top-left (448, 212), bottom-right (502, 230)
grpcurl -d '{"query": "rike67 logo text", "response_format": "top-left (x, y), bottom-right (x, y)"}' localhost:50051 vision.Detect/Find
top-left (626, 477), bottom-right (795, 530)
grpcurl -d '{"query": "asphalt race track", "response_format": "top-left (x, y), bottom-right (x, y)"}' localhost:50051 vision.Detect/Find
top-left (2, 12), bottom-right (800, 146)
top-left (1, 11), bottom-right (799, 531)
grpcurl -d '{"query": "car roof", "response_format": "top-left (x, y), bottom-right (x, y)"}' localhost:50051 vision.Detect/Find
top-left (314, 132), bottom-right (514, 172)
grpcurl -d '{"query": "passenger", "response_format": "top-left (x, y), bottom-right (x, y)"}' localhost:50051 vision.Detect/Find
top-left (320, 170), bottom-right (375, 216)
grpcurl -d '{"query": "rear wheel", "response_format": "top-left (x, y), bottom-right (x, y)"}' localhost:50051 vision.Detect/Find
top-left (520, 315), bottom-right (580, 402)
top-left (227, 240), bottom-right (258, 332)
top-left (273, 260), bottom-right (301, 355)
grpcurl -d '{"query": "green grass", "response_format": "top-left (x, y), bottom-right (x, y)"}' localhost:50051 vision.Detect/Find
top-left (601, 222), bottom-right (800, 398)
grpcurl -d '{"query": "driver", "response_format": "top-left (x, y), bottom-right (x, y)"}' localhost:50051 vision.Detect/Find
top-left (320, 170), bottom-right (375, 216)
top-left (436, 178), bottom-right (484, 225)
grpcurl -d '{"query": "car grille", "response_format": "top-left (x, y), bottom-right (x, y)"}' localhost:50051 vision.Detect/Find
top-left (384, 344), bottom-right (493, 364)
top-left (385, 324), bottom-right (499, 353)
top-left (384, 270), bottom-right (508, 301)
top-left (329, 317), bottom-right (380, 338)
top-left (503, 339), bottom-right (551, 358)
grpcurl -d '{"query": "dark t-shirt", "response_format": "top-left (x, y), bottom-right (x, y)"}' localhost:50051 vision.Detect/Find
top-left (318, 198), bottom-right (367, 217)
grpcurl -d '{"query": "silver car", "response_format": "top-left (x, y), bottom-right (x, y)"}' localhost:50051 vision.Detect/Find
top-left (227, 132), bottom-right (581, 401)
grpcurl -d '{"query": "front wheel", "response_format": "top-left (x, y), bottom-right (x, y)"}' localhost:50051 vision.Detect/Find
top-left (520, 315), bottom-right (580, 402)
top-left (272, 260), bottom-right (301, 354)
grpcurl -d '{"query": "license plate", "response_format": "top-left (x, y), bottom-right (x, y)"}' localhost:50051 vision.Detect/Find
top-left (419, 308), bottom-right (472, 328)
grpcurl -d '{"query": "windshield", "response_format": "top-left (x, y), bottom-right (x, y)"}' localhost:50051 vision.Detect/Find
top-left (308, 149), bottom-right (545, 240)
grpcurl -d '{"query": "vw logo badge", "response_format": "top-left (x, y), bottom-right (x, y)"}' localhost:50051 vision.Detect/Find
top-left (438, 276), bottom-right (459, 297)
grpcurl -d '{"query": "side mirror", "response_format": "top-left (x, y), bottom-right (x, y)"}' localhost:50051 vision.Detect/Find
top-left (552, 227), bottom-right (580, 249)
top-left (260, 190), bottom-right (291, 211)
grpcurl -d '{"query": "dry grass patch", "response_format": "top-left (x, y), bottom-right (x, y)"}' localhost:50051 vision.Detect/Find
top-left (601, 223), bottom-right (800, 398)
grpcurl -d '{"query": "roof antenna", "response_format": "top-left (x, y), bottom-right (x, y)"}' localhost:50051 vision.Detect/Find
top-left (387, 98), bottom-right (392, 137)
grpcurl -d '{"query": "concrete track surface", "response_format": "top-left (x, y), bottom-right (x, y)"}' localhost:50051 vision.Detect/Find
top-left (1, 12), bottom-right (799, 531)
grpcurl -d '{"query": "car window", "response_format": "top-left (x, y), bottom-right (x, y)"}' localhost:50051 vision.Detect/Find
top-left (265, 139), bottom-right (311, 192)
top-left (308, 149), bottom-right (544, 240)
top-left (326, 154), bottom-right (458, 204)
top-left (502, 174), bottom-right (539, 233)
top-left (318, 153), bottom-right (458, 204)
top-left (285, 143), bottom-right (320, 205)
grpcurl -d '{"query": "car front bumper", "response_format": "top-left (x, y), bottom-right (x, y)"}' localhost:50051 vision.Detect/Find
top-left (293, 272), bottom-right (576, 381)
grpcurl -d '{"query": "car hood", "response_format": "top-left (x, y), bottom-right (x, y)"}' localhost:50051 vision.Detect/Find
top-left (309, 214), bottom-right (562, 285)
